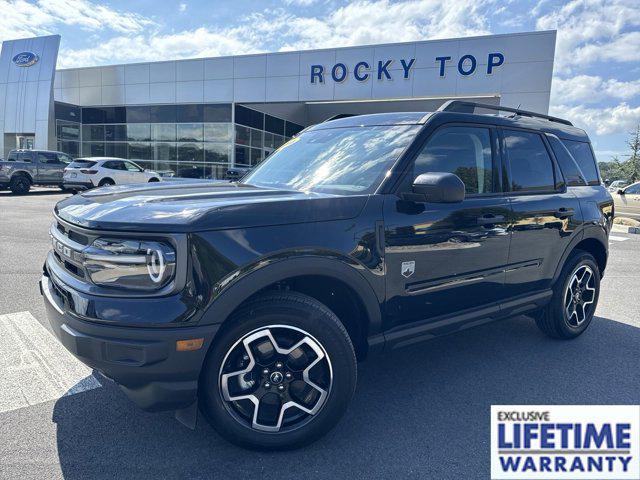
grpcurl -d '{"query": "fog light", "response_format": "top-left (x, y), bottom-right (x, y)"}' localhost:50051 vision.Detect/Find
top-left (176, 338), bottom-right (204, 352)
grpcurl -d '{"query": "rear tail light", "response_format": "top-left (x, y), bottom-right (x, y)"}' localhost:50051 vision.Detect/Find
top-left (80, 169), bottom-right (98, 174)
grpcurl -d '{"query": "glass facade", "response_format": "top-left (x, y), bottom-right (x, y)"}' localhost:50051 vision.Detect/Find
top-left (54, 102), bottom-right (304, 179)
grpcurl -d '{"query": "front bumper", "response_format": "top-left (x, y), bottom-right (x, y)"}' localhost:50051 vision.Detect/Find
top-left (40, 268), bottom-right (219, 411)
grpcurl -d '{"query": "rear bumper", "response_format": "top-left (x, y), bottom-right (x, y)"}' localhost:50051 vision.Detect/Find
top-left (40, 270), bottom-right (219, 411)
top-left (62, 180), bottom-right (93, 190)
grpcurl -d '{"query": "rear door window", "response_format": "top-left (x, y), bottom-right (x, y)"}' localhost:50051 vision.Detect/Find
top-left (503, 130), bottom-right (555, 193)
top-left (561, 140), bottom-right (600, 185)
top-left (36, 152), bottom-right (59, 164)
top-left (104, 160), bottom-right (126, 170)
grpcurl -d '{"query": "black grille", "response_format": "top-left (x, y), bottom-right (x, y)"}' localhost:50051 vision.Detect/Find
top-left (56, 221), bottom-right (90, 246)
top-left (53, 221), bottom-right (91, 279)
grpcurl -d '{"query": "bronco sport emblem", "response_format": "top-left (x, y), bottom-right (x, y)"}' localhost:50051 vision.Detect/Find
top-left (401, 261), bottom-right (415, 278)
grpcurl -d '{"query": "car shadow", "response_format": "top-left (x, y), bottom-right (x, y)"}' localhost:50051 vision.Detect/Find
top-left (0, 189), bottom-right (69, 197)
top-left (52, 315), bottom-right (640, 479)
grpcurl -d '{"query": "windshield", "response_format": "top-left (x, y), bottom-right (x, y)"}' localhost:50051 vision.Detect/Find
top-left (242, 124), bottom-right (420, 195)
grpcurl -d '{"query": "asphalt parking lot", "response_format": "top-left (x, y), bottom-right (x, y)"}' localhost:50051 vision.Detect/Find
top-left (0, 187), bottom-right (639, 480)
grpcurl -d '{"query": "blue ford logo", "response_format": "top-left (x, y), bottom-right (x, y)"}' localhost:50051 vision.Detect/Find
top-left (12, 52), bottom-right (39, 67)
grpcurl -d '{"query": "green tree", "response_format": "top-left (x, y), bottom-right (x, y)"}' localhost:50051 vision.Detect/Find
top-left (597, 124), bottom-right (640, 183)
top-left (599, 156), bottom-right (626, 182)
top-left (625, 124), bottom-right (640, 182)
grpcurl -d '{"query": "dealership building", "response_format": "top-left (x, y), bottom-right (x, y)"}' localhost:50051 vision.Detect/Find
top-left (0, 30), bottom-right (556, 178)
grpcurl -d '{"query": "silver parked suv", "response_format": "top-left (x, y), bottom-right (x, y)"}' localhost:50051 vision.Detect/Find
top-left (0, 149), bottom-right (72, 194)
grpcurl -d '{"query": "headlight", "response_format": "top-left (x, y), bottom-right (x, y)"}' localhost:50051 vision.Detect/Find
top-left (83, 238), bottom-right (176, 291)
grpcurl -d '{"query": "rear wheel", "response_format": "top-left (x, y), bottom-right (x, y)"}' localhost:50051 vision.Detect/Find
top-left (9, 175), bottom-right (30, 195)
top-left (534, 250), bottom-right (600, 339)
top-left (200, 292), bottom-right (357, 450)
top-left (148, 177), bottom-right (159, 182)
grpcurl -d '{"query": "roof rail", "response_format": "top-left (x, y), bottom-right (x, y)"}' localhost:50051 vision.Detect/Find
top-left (323, 113), bottom-right (357, 122)
top-left (437, 100), bottom-right (573, 126)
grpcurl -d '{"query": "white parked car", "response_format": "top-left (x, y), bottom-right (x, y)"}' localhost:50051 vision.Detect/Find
top-left (63, 158), bottom-right (161, 191)
top-left (607, 179), bottom-right (629, 192)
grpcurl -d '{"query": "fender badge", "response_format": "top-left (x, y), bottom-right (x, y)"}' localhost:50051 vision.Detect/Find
top-left (401, 261), bottom-right (415, 278)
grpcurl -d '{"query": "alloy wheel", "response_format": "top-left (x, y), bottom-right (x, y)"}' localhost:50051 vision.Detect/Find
top-left (218, 325), bottom-right (333, 433)
top-left (563, 265), bottom-right (596, 327)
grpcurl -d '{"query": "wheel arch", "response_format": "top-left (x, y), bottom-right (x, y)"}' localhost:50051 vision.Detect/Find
top-left (99, 177), bottom-right (115, 186)
top-left (553, 226), bottom-right (608, 283)
top-left (11, 170), bottom-right (33, 184)
top-left (199, 256), bottom-right (383, 360)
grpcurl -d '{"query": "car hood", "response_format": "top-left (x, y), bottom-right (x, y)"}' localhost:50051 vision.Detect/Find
top-left (55, 181), bottom-right (368, 233)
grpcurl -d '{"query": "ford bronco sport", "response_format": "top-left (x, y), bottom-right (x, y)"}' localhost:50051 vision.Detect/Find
top-left (40, 101), bottom-right (613, 450)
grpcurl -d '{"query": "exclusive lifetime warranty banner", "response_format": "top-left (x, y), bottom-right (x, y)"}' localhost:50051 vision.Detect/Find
top-left (491, 405), bottom-right (640, 479)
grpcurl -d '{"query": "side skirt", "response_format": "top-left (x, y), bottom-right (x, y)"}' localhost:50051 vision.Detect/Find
top-left (380, 290), bottom-right (552, 351)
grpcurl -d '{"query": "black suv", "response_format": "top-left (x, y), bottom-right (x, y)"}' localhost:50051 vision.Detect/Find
top-left (40, 101), bottom-right (613, 450)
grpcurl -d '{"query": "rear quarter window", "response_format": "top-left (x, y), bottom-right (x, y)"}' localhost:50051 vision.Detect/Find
top-left (547, 136), bottom-right (587, 187)
top-left (561, 140), bottom-right (600, 185)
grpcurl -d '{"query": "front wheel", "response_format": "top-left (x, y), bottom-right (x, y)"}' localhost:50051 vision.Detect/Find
top-left (98, 178), bottom-right (115, 187)
top-left (534, 250), bottom-right (600, 339)
top-left (199, 292), bottom-right (357, 450)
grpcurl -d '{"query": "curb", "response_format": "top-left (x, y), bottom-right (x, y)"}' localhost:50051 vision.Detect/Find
top-left (612, 224), bottom-right (640, 234)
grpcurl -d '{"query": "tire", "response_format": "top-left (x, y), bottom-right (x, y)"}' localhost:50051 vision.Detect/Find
top-left (98, 178), bottom-right (115, 187)
top-left (200, 292), bottom-right (357, 450)
top-left (534, 250), bottom-right (600, 339)
top-left (148, 177), bottom-right (159, 182)
top-left (9, 175), bottom-right (30, 195)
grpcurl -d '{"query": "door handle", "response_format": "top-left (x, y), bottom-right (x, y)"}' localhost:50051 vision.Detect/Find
top-left (477, 214), bottom-right (505, 225)
top-left (554, 207), bottom-right (575, 219)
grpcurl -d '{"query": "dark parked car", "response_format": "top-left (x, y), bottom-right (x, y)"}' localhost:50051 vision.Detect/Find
top-left (0, 149), bottom-right (72, 194)
top-left (225, 166), bottom-right (253, 181)
top-left (40, 101), bottom-right (613, 450)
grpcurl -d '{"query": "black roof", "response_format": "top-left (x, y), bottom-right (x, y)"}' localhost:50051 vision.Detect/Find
top-left (311, 105), bottom-right (589, 142)
top-left (9, 149), bottom-right (66, 154)
top-left (311, 112), bottom-right (430, 129)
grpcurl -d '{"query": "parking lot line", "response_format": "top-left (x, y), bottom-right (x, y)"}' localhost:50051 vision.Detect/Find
top-left (609, 235), bottom-right (629, 242)
top-left (0, 311), bottom-right (100, 414)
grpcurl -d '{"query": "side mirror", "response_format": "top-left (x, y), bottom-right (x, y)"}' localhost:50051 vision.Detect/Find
top-left (410, 172), bottom-right (465, 203)
top-left (618, 189), bottom-right (625, 195)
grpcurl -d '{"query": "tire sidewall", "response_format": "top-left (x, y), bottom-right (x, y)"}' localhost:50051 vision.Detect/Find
top-left (10, 176), bottom-right (30, 194)
top-left (200, 296), bottom-right (356, 450)
top-left (554, 252), bottom-right (600, 337)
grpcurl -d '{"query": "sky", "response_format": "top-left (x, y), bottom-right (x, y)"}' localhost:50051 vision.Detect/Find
top-left (1, 0), bottom-right (639, 161)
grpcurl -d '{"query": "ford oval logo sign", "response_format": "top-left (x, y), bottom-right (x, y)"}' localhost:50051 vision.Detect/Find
top-left (12, 52), bottom-right (39, 67)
